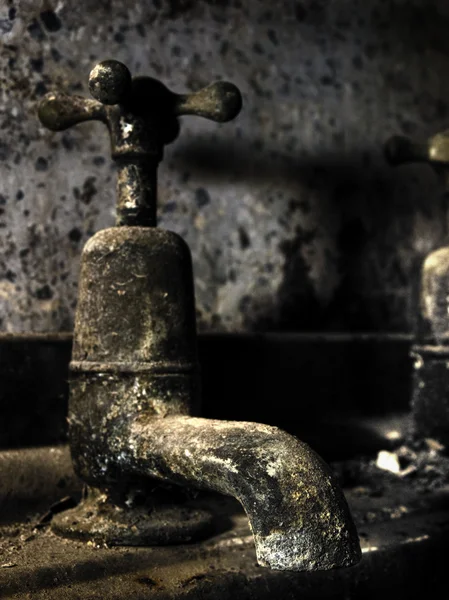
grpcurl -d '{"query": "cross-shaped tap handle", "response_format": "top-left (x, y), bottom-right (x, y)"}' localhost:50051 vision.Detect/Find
top-left (38, 60), bottom-right (242, 226)
top-left (385, 131), bottom-right (449, 168)
top-left (39, 59), bottom-right (242, 159)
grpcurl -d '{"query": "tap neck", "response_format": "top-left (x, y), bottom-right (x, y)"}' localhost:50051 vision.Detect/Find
top-left (115, 157), bottom-right (159, 227)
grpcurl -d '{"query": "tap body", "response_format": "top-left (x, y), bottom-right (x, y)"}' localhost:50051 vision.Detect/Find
top-left (68, 226), bottom-right (361, 571)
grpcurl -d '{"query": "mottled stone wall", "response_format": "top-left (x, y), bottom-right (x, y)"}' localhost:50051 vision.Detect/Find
top-left (0, 0), bottom-right (448, 333)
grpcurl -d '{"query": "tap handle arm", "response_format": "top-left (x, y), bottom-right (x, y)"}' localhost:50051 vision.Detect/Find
top-left (38, 94), bottom-right (106, 131)
top-left (38, 60), bottom-right (132, 131)
top-left (172, 81), bottom-right (242, 122)
top-left (385, 132), bottom-right (449, 167)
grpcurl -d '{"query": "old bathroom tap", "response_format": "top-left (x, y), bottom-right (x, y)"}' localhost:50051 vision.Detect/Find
top-left (38, 60), bottom-right (361, 571)
top-left (385, 130), bottom-right (449, 447)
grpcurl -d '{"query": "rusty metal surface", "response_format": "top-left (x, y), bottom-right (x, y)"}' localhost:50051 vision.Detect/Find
top-left (411, 346), bottom-right (449, 447)
top-left (129, 417), bottom-right (360, 571)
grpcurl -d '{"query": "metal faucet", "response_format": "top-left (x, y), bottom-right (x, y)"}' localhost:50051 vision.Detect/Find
top-left (38, 60), bottom-right (361, 571)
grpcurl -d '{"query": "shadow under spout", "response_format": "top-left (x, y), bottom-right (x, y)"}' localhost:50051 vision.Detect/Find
top-left (124, 415), bottom-right (362, 571)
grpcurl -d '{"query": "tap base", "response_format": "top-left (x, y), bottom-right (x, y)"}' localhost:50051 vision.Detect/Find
top-left (51, 486), bottom-right (215, 546)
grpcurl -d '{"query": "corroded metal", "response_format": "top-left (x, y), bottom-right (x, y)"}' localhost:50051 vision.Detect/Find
top-left (38, 60), bottom-right (242, 227)
top-left (40, 60), bottom-right (361, 571)
top-left (68, 387), bottom-right (361, 570)
top-left (61, 226), bottom-right (361, 570)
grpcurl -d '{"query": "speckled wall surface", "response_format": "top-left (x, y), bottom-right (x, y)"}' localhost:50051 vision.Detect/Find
top-left (0, 0), bottom-right (448, 333)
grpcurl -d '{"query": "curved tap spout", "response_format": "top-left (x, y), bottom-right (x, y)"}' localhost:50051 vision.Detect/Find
top-left (124, 416), bottom-right (361, 571)
top-left (69, 375), bottom-right (361, 572)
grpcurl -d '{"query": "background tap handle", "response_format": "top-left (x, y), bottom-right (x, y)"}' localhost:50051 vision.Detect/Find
top-left (385, 132), bottom-right (449, 168)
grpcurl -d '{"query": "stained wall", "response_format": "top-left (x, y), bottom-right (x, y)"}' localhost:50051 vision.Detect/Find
top-left (0, 0), bottom-right (448, 332)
